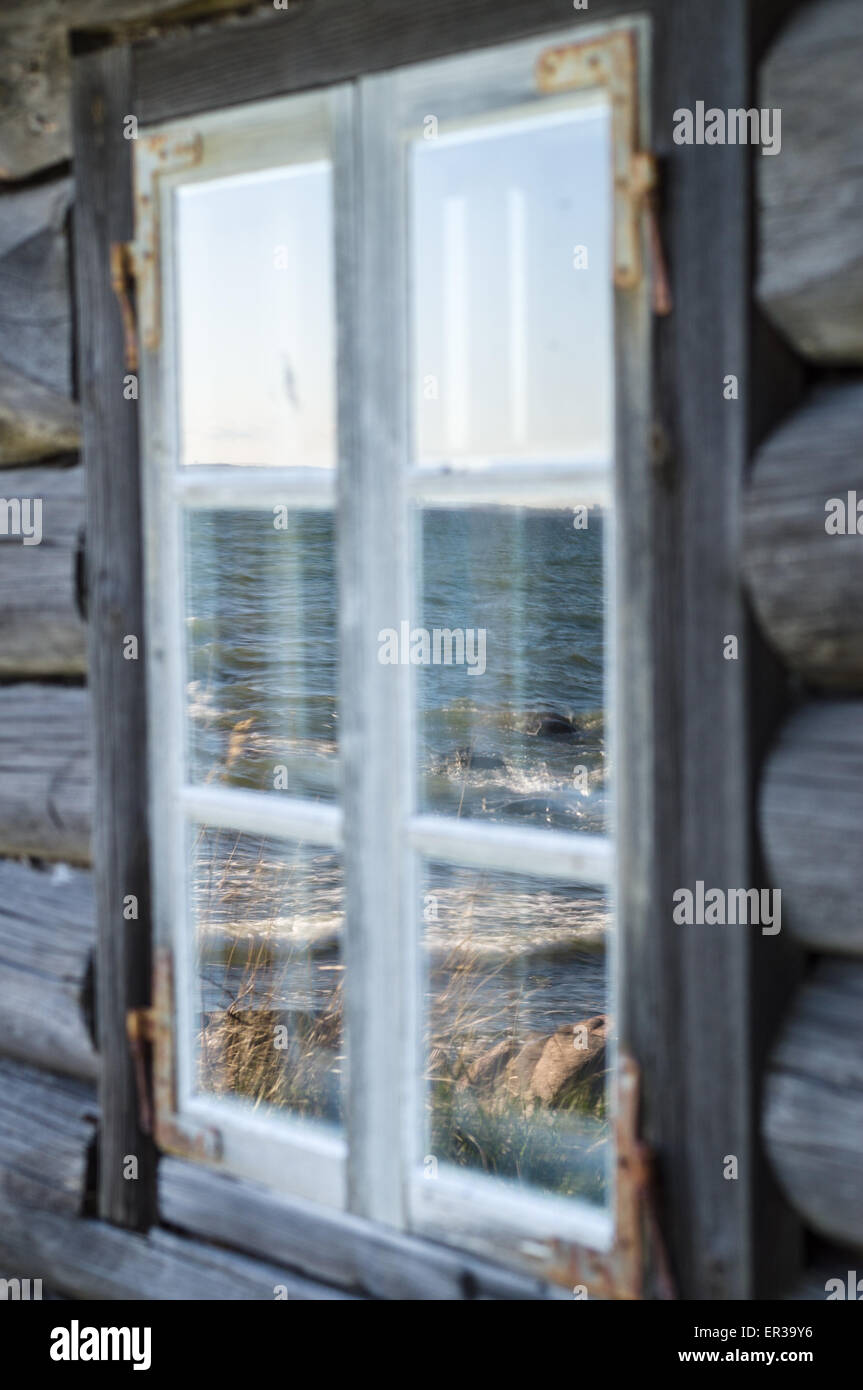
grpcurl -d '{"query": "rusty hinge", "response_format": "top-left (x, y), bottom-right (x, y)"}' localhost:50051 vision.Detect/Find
top-left (536, 30), bottom-right (672, 315)
top-left (127, 129), bottom-right (203, 355)
top-left (549, 1054), bottom-right (676, 1299)
top-left (126, 948), bottom-right (222, 1163)
top-left (110, 241), bottom-right (139, 372)
top-left (126, 1003), bottom-right (155, 1134)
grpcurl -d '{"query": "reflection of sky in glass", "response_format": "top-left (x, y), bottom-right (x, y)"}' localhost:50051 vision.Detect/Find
top-left (411, 105), bottom-right (612, 465)
top-left (176, 163), bottom-right (335, 468)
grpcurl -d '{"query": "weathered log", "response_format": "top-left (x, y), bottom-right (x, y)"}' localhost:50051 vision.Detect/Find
top-left (758, 0), bottom-right (863, 362)
top-left (0, 3), bottom-right (264, 180)
top-left (0, 361), bottom-right (79, 466)
top-left (160, 1157), bottom-right (561, 1299)
top-left (0, 177), bottom-right (72, 395)
top-left (0, 1059), bottom-right (96, 1215)
top-left (0, 464), bottom-right (85, 675)
top-left (0, 1208), bottom-right (356, 1300)
top-left (0, 683), bottom-right (91, 862)
top-left (0, 860), bottom-right (97, 1081)
top-left (761, 700), bottom-right (863, 956)
top-left (743, 384), bottom-right (863, 688)
top-left (0, 1057), bottom-right (353, 1298)
top-left (764, 959), bottom-right (863, 1250)
top-left (73, 44), bottom-right (156, 1229)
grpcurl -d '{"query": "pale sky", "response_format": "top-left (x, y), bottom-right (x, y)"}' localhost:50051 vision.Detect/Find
top-left (175, 102), bottom-right (612, 470)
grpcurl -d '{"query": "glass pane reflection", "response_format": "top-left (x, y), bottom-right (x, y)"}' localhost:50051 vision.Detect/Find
top-left (411, 105), bottom-right (612, 464)
top-left (184, 509), bottom-right (338, 801)
top-left (192, 827), bottom-right (344, 1127)
top-left (176, 163), bottom-right (336, 468)
top-left (417, 505), bottom-right (608, 833)
top-left (423, 860), bottom-right (609, 1203)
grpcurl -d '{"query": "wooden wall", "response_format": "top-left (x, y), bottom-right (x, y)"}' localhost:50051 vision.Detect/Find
top-left (745, 0), bottom-right (863, 1294)
top-left (0, 0), bottom-right (859, 1301)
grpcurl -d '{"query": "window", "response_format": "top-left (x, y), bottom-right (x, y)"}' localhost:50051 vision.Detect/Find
top-left (135, 20), bottom-right (649, 1286)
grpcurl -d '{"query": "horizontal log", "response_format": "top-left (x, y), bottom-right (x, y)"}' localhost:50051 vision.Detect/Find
top-left (0, 4), bottom-right (263, 180)
top-left (743, 384), bottom-right (863, 688)
top-left (0, 860), bottom-right (97, 1081)
top-left (0, 464), bottom-right (85, 675)
top-left (0, 1059), bottom-right (96, 1215)
top-left (758, 0), bottom-right (863, 362)
top-left (160, 1158), bottom-right (561, 1299)
top-left (761, 700), bottom-right (863, 955)
top-left (0, 683), bottom-right (92, 862)
top-left (764, 958), bottom-right (863, 1250)
top-left (0, 1207), bottom-right (356, 1300)
top-left (0, 177), bottom-right (72, 396)
top-left (0, 361), bottom-right (79, 466)
top-left (0, 1055), bottom-right (352, 1297)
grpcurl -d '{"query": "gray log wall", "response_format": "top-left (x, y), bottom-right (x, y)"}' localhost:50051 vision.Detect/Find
top-left (0, 0), bottom-right (860, 1302)
top-left (746, 0), bottom-right (863, 1295)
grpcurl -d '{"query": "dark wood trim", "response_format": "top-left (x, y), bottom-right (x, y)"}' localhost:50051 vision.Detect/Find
top-left (71, 45), bottom-right (157, 1230)
top-left (132, 0), bottom-right (663, 128)
top-left (629, 0), bottom-right (802, 1299)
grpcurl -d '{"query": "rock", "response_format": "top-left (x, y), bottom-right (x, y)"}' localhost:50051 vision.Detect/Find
top-left (531, 710), bottom-right (580, 740)
top-left (503, 1014), bottom-right (608, 1109)
top-left (459, 1038), bottom-right (519, 1092)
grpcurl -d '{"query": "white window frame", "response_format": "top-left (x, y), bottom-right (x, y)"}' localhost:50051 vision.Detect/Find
top-left (137, 15), bottom-right (651, 1287)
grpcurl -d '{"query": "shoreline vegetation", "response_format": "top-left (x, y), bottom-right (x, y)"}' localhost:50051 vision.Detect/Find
top-left (195, 816), bottom-right (609, 1204)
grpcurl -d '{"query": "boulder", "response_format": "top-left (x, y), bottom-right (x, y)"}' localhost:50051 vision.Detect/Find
top-left (504, 1014), bottom-right (608, 1109)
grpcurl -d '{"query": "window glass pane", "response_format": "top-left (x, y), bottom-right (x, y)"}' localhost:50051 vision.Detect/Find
top-left (191, 826), bottom-right (344, 1127)
top-left (422, 860), bottom-right (609, 1204)
top-left (416, 504), bottom-right (608, 833)
top-left (410, 105), bottom-right (612, 465)
top-left (184, 509), bottom-right (338, 802)
top-left (175, 162), bottom-right (336, 468)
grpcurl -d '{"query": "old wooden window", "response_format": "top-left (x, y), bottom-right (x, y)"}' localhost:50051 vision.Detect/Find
top-left (135, 20), bottom-right (637, 1283)
top-left (77, 0), bottom-right (783, 1300)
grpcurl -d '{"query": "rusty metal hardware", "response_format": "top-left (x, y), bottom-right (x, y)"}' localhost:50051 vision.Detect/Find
top-left (536, 30), bottom-right (672, 314)
top-left (548, 1054), bottom-right (676, 1299)
top-left (110, 241), bottom-right (139, 372)
top-left (127, 948), bottom-right (222, 1163)
top-left (126, 1003), bottom-right (155, 1134)
top-left (130, 130), bottom-right (203, 354)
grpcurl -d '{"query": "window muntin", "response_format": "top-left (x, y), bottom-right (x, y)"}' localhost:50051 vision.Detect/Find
top-left (139, 19), bottom-right (649, 1284)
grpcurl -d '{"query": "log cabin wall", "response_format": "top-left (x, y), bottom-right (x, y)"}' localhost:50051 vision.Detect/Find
top-left (0, 0), bottom-right (366, 1303)
top-left (0, 0), bottom-right (858, 1301)
top-left (745, 0), bottom-right (863, 1293)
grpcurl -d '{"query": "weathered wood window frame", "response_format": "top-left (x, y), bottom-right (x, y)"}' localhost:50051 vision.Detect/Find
top-left (73, 0), bottom-right (800, 1300)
